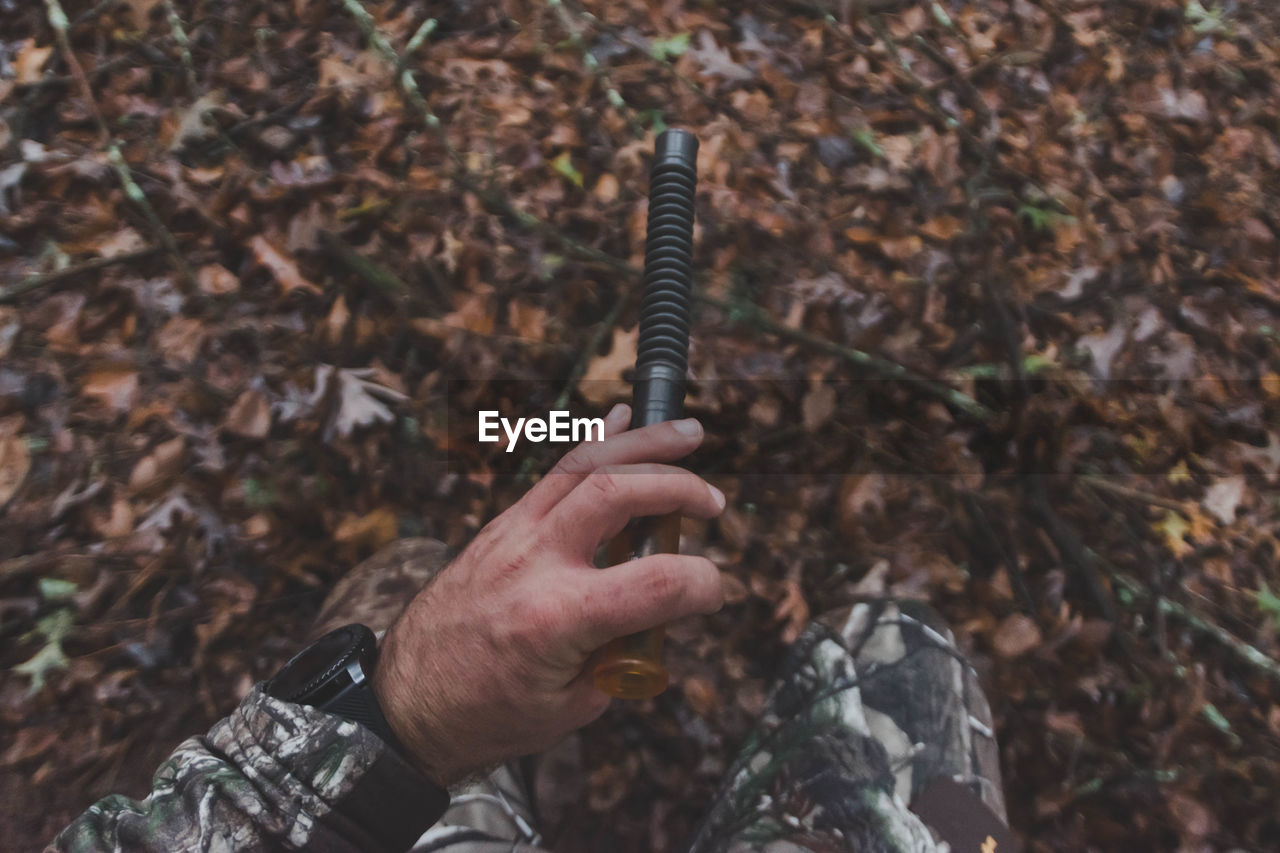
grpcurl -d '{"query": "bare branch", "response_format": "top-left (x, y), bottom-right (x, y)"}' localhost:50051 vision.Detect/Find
top-left (0, 249), bottom-right (161, 304)
top-left (545, 0), bottom-right (644, 137)
top-left (42, 0), bottom-right (109, 142)
top-left (698, 294), bottom-right (995, 419)
top-left (160, 0), bottom-right (198, 92)
top-left (107, 144), bottom-right (197, 294)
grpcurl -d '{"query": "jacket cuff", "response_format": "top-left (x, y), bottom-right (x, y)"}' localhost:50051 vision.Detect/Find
top-left (213, 686), bottom-right (449, 851)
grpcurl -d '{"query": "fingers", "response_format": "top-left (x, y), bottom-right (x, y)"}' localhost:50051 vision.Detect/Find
top-left (518, 418), bottom-right (706, 520)
top-left (561, 669), bottom-right (612, 725)
top-left (547, 464), bottom-right (725, 560)
top-left (574, 554), bottom-right (725, 650)
top-left (601, 403), bottom-right (631, 439)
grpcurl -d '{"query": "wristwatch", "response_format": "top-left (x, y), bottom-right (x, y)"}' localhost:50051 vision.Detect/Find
top-left (264, 623), bottom-right (408, 758)
top-left (265, 624), bottom-right (452, 838)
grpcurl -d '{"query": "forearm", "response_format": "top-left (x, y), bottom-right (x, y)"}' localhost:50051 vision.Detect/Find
top-left (49, 686), bottom-right (441, 853)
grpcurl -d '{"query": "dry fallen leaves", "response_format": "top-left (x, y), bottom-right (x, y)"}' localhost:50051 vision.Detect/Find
top-left (0, 434), bottom-right (31, 508)
top-left (1202, 475), bottom-right (1244, 526)
top-left (198, 263), bottom-right (240, 295)
top-left (14, 40), bottom-right (52, 85)
top-left (508, 301), bottom-right (549, 342)
top-left (773, 578), bottom-right (810, 644)
top-left (992, 613), bottom-right (1042, 659)
top-left (224, 390), bottom-right (272, 439)
top-left (681, 674), bottom-right (719, 718)
top-left (332, 507), bottom-right (399, 552)
top-left (801, 382), bottom-right (836, 431)
top-left (314, 365), bottom-right (408, 441)
top-left (154, 316), bottom-right (206, 366)
top-left (128, 437), bottom-right (185, 493)
top-left (580, 326), bottom-right (638, 405)
top-left (249, 235), bottom-right (322, 295)
top-left (81, 368), bottom-right (139, 414)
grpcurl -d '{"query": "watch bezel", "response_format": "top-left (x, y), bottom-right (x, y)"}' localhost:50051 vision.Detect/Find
top-left (266, 624), bottom-right (377, 706)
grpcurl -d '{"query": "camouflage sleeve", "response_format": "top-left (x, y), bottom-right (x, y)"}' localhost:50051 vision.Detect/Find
top-left (48, 685), bottom-right (445, 853)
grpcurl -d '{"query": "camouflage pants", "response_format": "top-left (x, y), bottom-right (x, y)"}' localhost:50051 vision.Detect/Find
top-left (322, 542), bottom-right (1007, 853)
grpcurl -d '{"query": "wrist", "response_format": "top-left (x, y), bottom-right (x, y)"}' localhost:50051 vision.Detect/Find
top-left (262, 623), bottom-right (453, 834)
top-left (372, 630), bottom-right (462, 788)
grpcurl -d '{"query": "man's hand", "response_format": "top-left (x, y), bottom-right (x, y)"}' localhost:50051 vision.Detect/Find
top-left (372, 404), bottom-right (726, 786)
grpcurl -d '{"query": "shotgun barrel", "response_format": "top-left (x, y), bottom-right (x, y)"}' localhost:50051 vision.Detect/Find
top-left (592, 129), bottom-right (699, 700)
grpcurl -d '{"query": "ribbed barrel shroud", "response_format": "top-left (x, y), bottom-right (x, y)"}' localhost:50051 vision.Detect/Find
top-left (631, 129), bottom-right (699, 429)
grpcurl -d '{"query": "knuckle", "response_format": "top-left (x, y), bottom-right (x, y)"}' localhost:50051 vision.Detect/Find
top-left (586, 466), bottom-right (622, 500)
top-left (554, 445), bottom-right (596, 477)
top-left (466, 516), bottom-right (512, 563)
top-left (676, 469), bottom-right (705, 496)
top-left (644, 558), bottom-right (684, 603)
top-left (507, 591), bottom-right (569, 649)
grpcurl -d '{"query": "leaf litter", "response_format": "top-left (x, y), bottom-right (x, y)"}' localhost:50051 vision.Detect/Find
top-left (1, 0), bottom-right (1280, 850)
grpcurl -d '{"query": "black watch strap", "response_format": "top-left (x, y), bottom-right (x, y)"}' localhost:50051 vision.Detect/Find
top-left (265, 624), bottom-right (451, 841)
top-left (265, 625), bottom-right (409, 758)
top-left (318, 653), bottom-right (409, 757)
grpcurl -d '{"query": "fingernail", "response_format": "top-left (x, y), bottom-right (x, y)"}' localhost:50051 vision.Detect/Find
top-left (708, 483), bottom-right (726, 510)
top-left (673, 418), bottom-right (702, 437)
top-left (606, 403), bottom-right (628, 423)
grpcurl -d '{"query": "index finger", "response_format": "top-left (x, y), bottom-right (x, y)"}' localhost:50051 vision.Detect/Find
top-left (515, 418), bottom-right (705, 520)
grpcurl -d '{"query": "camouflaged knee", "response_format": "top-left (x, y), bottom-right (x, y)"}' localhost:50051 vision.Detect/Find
top-left (686, 599), bottom-right (1007, 853)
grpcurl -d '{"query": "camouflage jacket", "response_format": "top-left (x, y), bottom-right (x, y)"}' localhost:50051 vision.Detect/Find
top-left (49, 686), bottom-right (442, 852)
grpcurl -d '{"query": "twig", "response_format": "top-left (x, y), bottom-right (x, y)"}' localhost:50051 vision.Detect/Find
top-left (42, 0), bottom-right (109, 142)
top-left (786, 0), bottom-right (901, 16)
top-left (829, 4), bottom-right (1035, 198)
top-left (0, 248), bottom-right (161, 304)
top-left (14, 55), bottom-right (134, 95)
top-left (320, 232), bottom-right (563, 352)
top-left (1079, 474), bottom-right (1194, 514)
top-left (545, 0), bottom-right (645, 137)
top-left (873, 9), bottom-right (1038, 412)
top-left (864, 13), bottom-right (980, 156)
top-left (160, 0), bottom-right (198, 92)
top-left (1106, 564), bottom-right (1280, 686)
top-left (71, 0), bottom-right (117, 28)
top-left (320, 231), bottom-right (409, 297)
top-left (697, 293), bottom-right (994, 419)
top-left (405, 16), bottom-right (438, 57)
top-left (340, 0), bottom-right (461, 169)
top-left (909, 33), bottom-right (996, 141)
top-left (397, 17), bottom-right (438, 76)
top-left (1075, 481), bottom-right (1178, 656)
top-left (1025, 478), bottom-right (1120, 626)
top-left (107, 144), bottom-right (197, 294)
top-left (223, 88), bottom-right (315, 140)
top-left (922, 49), bottom-right (1045, 95)
top-left (320, 230), bottom-right (455, 317)
top-left (961, 491), bottom-right (1039, 618)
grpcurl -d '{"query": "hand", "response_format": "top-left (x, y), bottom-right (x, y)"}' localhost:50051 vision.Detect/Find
top-left (372, 404), bottom-right (726, 786)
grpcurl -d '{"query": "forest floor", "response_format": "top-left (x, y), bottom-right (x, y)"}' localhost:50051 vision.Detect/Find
top-left (3, 0), bottom-right (1280, 850)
